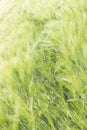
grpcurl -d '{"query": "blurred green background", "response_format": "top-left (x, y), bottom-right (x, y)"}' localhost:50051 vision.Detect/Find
top-left (0, 0), bottom-right (87, 130)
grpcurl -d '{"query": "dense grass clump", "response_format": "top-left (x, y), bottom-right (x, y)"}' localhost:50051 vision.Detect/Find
top-left (0, 0), bottom-right (87, 130)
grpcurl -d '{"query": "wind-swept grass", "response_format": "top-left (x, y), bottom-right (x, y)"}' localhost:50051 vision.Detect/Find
top-left (0, 0), bottom-right (87, 130)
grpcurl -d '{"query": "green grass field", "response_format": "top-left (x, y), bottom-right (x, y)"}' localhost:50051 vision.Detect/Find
top-left (0, 0), bottom-right (87, 129)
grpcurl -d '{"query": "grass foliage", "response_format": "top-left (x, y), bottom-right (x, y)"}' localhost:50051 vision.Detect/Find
top-left (0, 0), bottom-right (87, 129)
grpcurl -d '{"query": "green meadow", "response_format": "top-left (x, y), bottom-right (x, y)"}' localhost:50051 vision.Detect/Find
top-left (0, 0), bottom-right (87, 129)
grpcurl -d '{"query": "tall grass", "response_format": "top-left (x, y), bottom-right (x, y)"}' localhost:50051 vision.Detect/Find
top-left (0, 0), bottom-right (87, 130)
